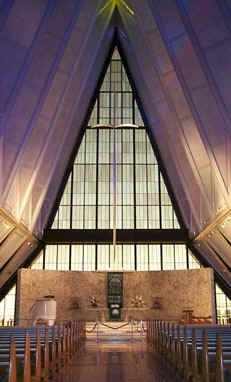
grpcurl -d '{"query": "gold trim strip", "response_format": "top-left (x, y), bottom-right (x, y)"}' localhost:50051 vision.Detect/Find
top-left (0, 208), bottom-right (37, 240)
top-left (194, 208), bottom-right (231, 242)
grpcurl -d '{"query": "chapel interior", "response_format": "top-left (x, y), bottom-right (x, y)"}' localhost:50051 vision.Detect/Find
top-left (1, 0), bottom-right (231, 381)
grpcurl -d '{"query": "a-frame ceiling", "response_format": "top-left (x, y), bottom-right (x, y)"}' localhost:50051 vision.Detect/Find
top-left (1, 0), bottom-right (231, 295)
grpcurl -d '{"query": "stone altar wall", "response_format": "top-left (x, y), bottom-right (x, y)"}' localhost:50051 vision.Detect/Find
top-left (123, 269), bottom-right (215, 321)
top-left (16, 268), bottom-right (215, 325)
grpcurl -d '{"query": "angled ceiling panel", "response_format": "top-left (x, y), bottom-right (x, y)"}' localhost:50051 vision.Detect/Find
top-left (0, 0), bottom-right (231, 290)
top-left (0, 216), bottom-right (14, 243)
top-left (0, 237), bottom-right (38, 294)
top-left (1, 0), bottom-right (114, 235)
top-left (118, 0), bottom-right (231, 234)
top-left (0, 229), bottom-right (27, 269)
top-left (0, 209), bottom-right (38, 289)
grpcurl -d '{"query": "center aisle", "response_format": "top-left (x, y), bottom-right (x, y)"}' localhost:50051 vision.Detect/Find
top-left (54, 340), bottom-right (180, 382)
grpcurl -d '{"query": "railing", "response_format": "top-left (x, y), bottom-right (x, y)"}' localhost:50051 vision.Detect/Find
top-left (13, 318), bottom-right (82, 327)
top-left (217, 315), bottom-right (231, 325)
top-left (0, 318), bottom-right (15, 327)
top-left (86, 320), bottom-right (146, 342)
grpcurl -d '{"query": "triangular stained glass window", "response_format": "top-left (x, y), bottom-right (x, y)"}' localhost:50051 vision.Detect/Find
top-left (52, 48), bottom-right (180, 231)
top-left (3, 50), bottom-right (230, 326)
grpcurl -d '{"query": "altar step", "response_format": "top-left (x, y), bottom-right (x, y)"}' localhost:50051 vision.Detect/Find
top-left (86, 321), bottom-right (146, 342)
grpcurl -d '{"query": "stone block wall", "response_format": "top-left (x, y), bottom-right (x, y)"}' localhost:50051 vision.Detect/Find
top-left (16, 268), bottom-right (215, 325)
top-left (123, 269), bottom-right (215, 321)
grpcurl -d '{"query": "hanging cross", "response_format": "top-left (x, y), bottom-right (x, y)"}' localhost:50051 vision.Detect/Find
top-left (99, 0), bottom-right (134, 264)
top-left (99, 0), bottom-right (134, 16)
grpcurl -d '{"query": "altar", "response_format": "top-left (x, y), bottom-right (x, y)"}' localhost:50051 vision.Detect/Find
top-left (71, 308), bottom-right (180, 322)
top-left (72, 308), bottom-right (169, 322)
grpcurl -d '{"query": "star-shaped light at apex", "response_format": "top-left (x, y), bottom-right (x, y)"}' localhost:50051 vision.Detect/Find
top-left (99, 0), bottom-right (134, 16)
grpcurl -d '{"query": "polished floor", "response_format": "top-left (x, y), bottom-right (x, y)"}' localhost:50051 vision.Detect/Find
top-left (54, 340), bottom-right (181, 382)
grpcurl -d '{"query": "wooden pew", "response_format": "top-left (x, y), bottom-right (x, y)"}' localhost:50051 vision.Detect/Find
top-left (0, 320), bottom-right (86, 381)
top-left (147, 319), bottom-right (231, 381)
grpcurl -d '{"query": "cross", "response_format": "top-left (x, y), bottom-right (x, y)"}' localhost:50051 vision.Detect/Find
top-left (99, 0), bottom-right (134, 16)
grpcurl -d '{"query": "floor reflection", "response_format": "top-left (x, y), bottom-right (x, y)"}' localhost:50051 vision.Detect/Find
top-left (54, 340), bottom-right (181, 382)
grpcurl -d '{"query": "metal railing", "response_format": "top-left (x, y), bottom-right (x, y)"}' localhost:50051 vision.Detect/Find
top-left (86, 319), bottom-right (147, 342)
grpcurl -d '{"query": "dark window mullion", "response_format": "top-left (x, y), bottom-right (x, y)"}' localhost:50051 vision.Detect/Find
top-left (109, 61), bottom-right (112, 124)
top-left (132, 93), bottom-right (135, 125)
top-left (108, 244), bottom-right (110, 269)
top-left (56, 244), bottom-right (58, 270)
top-left (83, 133), bottom-right (87, 228)
top-left (158, 167), bottom-right (162, 229)
top-left (148, 244), bottom-right (150, 271)
top-left (95, 244), bottom-right (98, 271)
top-left (172, 208), bottom-right (174, 228)
top-left (173, 244), bottom-right (176, 270)
top-left (120, 59), bottom-right (123, 123)
top-left (96, 128), bottom-right (99, 229)
top-left (145, 131), bottom-right (149, 229)
top-left (97, 98), bottom-right (100, 124)
top-left (70, 169), bottom-right (74, 229)
top-left (82, 246), bottom-right (84, 271)
top-left (43, 247), bottom-right (46, 270)
top-left (134, 244), bottom-right (137, 271)
top-left (69, 244), bottom-right (71, 271)
top-left (160, 244), bottom-right (163, 270)
top-left (133, 129), bottom-right (136, 229)
top-left (121, 130), bottom-right (123, 229)
top-left (109, 129), bottom-right (112, 229)
top-left (186, 246), bottom-right (189, 269)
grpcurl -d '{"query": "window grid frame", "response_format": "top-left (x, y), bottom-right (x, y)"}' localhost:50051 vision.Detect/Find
top-left (37, 243), bottom-right (196, 272)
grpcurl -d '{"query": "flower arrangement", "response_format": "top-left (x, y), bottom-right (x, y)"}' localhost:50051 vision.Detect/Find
top-left (89, 296), bottom-right (98, 307)
top-left (130, 295), bottom-right (145, 308)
